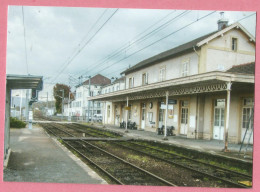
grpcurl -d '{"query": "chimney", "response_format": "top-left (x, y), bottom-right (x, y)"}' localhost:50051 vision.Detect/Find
top-left (217, 12), bottom-right (229, 30)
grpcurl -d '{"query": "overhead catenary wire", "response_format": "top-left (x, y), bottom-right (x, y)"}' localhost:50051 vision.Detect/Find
top-left (47, 9), bottom-right (108, 84)
top-left (95, 11), bottom-right (217, 75)
top-left (22, 6), bottom-right (29, 75)
top-left (78, 10), bottom-right (191, 77)
top-left (99, 12), bottom-right (256, 80)
top-left (48, 8), bottom-right (119, 86)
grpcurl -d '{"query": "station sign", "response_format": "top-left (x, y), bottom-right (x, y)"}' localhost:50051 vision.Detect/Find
top-left (29, 111), bottom-right (33, 121)
top-left (161, 99), bottom-right (177, 105)
top-left (168, 99), bottom-right (177, 104)
top-left (160, 105), bottom-right (174, 110)
top-left (125, 106), bottom-right (131, 110)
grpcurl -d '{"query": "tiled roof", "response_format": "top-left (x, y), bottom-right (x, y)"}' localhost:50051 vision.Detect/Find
top-left (121, 31), bottom-right (217, 75)
top-left (226, 62), bottom-right (255, 74)
top-left (83, 74), bottom-right (111, 86)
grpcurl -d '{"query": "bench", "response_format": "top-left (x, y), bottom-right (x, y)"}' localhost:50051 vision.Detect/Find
top-left (120, 121), bottom-right (126, 128)
top-left (157, 125), bottom-right (175, 136)
top-left (120, 121), bottom-right (137, 130)
top-left (129, 122), bottom-right (137, 130)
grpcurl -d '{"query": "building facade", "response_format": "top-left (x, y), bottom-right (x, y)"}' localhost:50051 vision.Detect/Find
top-left (90, 22), bottom-right (255, 145)
top-left (66, 74), bottom-right (111, 120)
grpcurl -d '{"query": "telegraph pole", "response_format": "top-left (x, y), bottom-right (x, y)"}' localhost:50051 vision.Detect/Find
top-left (87, 76), bottom-right (91, 122)
top-left (60, 89), bottom-right (64, 120)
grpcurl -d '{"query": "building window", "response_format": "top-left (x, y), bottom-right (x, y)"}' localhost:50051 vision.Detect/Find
top-left (90, 91), bottom-right (94, 96)
top-left (128, 105), bottom-right (132, 120)
top-left (182, 60), bottom-right (189, 77)
top-left (117, 85), bottom-right (119, 91)
top-left (129, 77), bottom-right (134, 88)
top-left (107, 105), bottom-right (110, 118)
top-left (232, 38), bottom-right (238, 51)
top-left (159, 67), bottom-right (166, 82)
top-left (242, 98), bottom-right (254, 129)
top-left (142, 73), bottom-right (148, 85)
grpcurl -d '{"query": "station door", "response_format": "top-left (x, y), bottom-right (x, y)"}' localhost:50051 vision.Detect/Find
top-left (180, 101), bottom-right (189, 135)
top-left (213, 99), bottom-right (225, 140)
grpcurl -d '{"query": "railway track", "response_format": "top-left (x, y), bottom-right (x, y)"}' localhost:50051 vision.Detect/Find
top-left (40, 123), bottom-right (177, 186)
top-left (106, 141), bottom-right (251, 188)
top-left (39, 122), bottom-right (252, 188)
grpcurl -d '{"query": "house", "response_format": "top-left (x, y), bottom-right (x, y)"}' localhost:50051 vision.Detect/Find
top-left (89, 19), bottom-right (255, 146)
top-left (69, 74), bottom-right (111, 120)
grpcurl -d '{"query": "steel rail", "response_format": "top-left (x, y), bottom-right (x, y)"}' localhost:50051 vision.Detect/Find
top-left (108, 141), bottom-right (250, 188)
top-left (41, 123), bottom-right (177, 186)
top-left (79, 140), bottom-right (177, 186)
top-left (40, 123), bottom-right (124, 185)
top-left (47, 123), bottom-right (252, 181)
top-left (127, 141), bottom-right (252, 179)
top-left (67, 123), bottom-right (251, 179)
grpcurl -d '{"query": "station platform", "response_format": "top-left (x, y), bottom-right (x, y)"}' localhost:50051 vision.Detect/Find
top-left (3, 126), bottom-right (107, 184)
top-left (96, 124), bottom-right (253, 162)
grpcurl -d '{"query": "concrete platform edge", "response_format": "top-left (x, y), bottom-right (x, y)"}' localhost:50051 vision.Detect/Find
top-left (43, 129), bottom-right (108, 184)
top-left (3, 148), bottom-right (11, 169)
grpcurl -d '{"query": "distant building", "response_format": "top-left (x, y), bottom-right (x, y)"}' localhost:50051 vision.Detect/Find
top-left (68, 74), bottom-right (111, 120)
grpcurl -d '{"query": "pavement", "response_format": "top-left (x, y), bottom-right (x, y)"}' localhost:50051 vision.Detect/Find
top-left (94, 124), bottom-right (253, 162)
top-left (3, 126), bottom-right (107, 184)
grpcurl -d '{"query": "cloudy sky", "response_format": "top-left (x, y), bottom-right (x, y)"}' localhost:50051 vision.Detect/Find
top-left (6, 6), bottom-right (256, 100)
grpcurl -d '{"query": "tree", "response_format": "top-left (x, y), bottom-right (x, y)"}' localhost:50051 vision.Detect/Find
top-left (53, 84), bottom-right (74, 114)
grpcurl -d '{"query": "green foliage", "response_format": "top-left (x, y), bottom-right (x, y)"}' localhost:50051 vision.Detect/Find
top-left (10, 117), bottom-right (26, 128)
top-left (53, 83), bottom-right (74, 113)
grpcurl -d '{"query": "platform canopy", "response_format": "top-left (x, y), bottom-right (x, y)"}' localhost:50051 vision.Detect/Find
top-left (89, 71), bottom-right (254, 102)
top-left (6, 74), bottom-right (43, 90)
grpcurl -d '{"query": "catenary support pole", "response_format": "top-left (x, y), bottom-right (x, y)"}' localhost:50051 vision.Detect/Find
top-left (92, 101), bottom-right (94, 123)
top-left (224, 82), bottom-right (232, 152)
top-left (25, 90), bottom-right (29, 121)
top-left (163, 91), bottom-right (169, 140)
top-left (125, 96), bottom-right (129, 133)
top-left (87, 76), bottom-right (91, 122)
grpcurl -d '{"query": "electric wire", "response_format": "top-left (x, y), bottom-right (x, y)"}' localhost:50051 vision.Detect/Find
top-left (101, 12), bottom-right (256, 81)
top-left (95, 11), bottom-right (217, 75)
top-left (22, 6), bottom-right (29, 74)
top-left (48, 9), bottom-right (119, 86)
top-left (78, 10), bottom-right (191, 77)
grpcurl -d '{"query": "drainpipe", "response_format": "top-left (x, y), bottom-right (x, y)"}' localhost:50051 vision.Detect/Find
top-left (163, 91), bottom-right (169, 140)
top-left (224, 82), bottom-right (232, 152)
top-left (125, 96), bottom-right (129, 133)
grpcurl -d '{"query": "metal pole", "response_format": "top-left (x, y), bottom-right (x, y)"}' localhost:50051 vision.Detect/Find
top-left (125, 96), bottom-right (129, 133)
top-left (87, 76), bottom-right (91, 123)
top-left (25, 90), bottom-right (29, 121)
top-left (19, 90), bottom-right (23, 120)
top-left (62, 90), bottom-right (64, 119)
top-left (224, 82), bottom-right (232, 152)
top-left (46, 92), bottom-right (48, 116)
top-left (92, 101), bottom-right (94, 123)
top-left (68, 92), bottom-right (71, 121)
top-left (163, 91), bottom-right (169, 140)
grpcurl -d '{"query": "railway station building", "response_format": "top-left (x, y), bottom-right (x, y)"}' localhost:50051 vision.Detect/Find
top-left (89, 21), bottom-right (255, 145)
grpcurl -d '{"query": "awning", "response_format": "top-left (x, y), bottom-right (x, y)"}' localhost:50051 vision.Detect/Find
top-left (89, 71), bottom-right (254, 102)
top-left (6, 74), bottom-right (43, 90)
